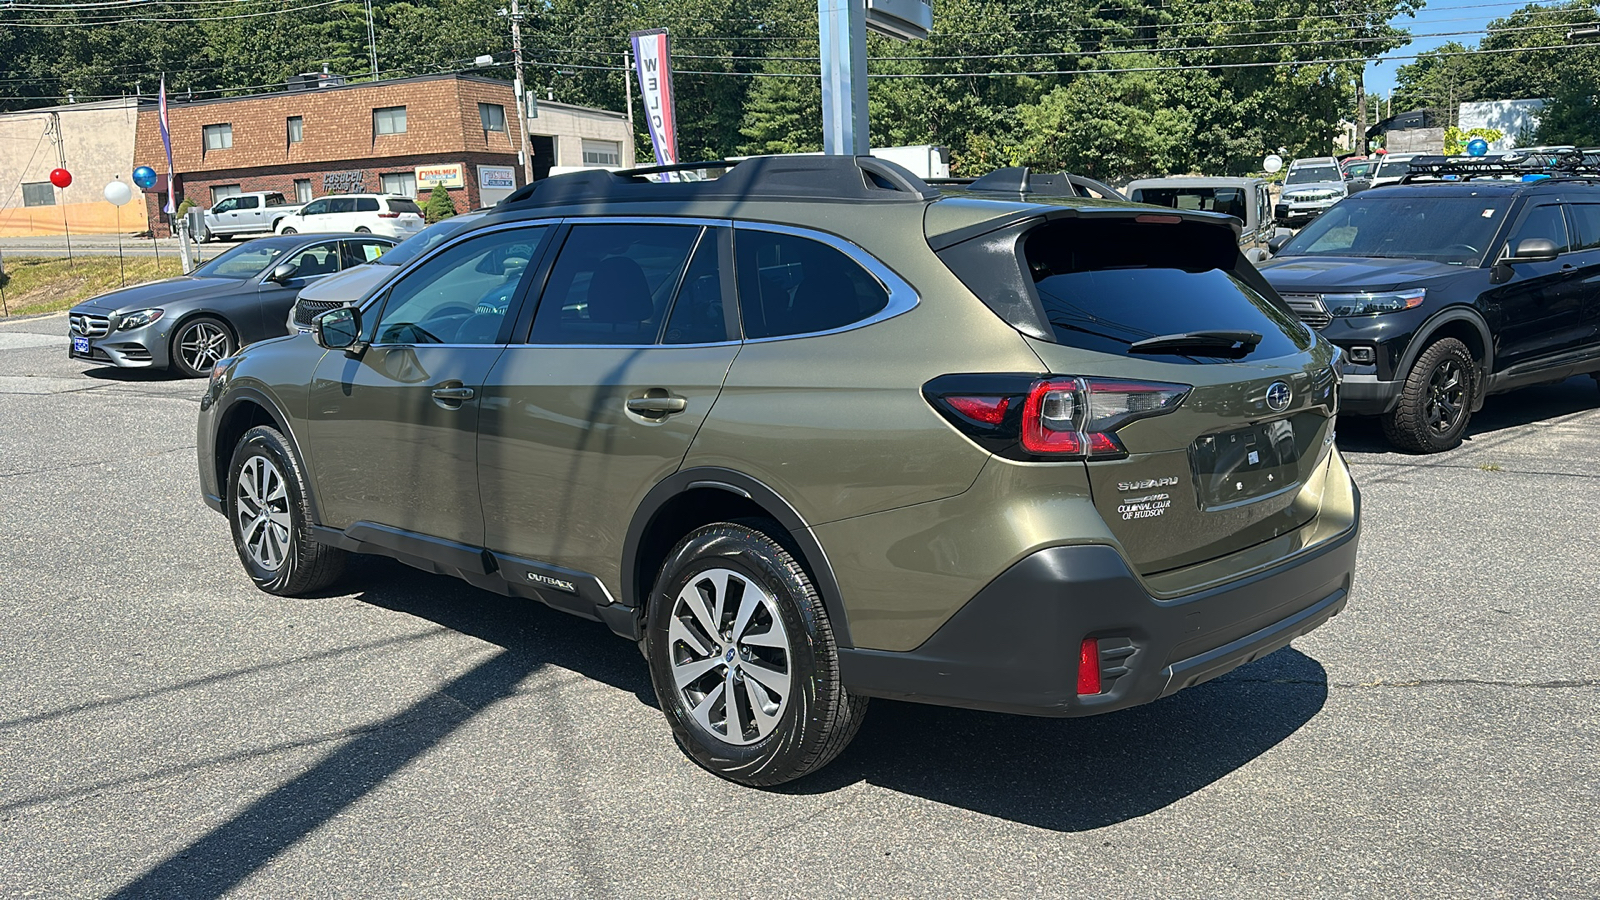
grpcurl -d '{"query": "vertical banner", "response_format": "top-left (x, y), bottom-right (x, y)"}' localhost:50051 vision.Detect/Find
top-left (629, 29), bottom-right (678, 182)
top-left (158, 76), bottom-right (176, 214)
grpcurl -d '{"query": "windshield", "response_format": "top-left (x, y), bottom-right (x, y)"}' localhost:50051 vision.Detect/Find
top-left (1277, 195), bottom-right (1509, 265)
top-left (1285, 165), bottom-right (1341, 185)
top-left (375, 214), bottom-right (485, 266)
top-left (192, 243), bottom-right (287, 279)
top-left (1374, 156), bottom-right (1414, 178)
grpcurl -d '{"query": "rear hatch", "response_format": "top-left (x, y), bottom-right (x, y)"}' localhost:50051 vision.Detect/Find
top-left (931, 207), bottom-right (1339, 575)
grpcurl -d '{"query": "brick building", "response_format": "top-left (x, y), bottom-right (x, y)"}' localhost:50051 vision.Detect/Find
top-left (132, 74), bottom-right (634, 235)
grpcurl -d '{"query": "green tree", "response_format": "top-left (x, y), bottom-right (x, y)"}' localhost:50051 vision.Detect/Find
top-left (423, 184), bottom-right (456, 223)
top-left (1534, 79), bottom-right (1600, 145)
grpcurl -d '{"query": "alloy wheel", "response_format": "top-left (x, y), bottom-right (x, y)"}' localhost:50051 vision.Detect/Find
top-left (179, 321), bottom-right (230, 373)
top-left (667, 568), bottom-right (792, 746)
top-left (236, 455), bottom-right (292, 571)
top-left (1425, 358), bottom-right (1467, 436)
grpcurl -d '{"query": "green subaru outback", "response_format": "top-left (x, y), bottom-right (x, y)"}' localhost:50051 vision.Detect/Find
top-left (197, 157), bottom-right (1360, 786)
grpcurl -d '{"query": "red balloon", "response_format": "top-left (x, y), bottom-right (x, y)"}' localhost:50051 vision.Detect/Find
top-left (49, 168), bottom-right (72, 189)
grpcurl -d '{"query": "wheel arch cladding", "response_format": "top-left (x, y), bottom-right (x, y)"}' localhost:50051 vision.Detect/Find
top-left (214, 390), bottom-right (324, 524)
top-left (623, 469), bottom-right (855, 648)
top-left (1410, 310), bottom-right (1492, 374)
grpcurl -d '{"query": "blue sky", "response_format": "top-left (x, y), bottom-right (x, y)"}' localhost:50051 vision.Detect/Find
top-left (1364, 0), bottom-right (1550, 96)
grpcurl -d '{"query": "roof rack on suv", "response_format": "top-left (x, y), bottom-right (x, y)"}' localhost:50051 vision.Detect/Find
top-left (497, 155), bottom-right (940, 209)
top-left (1401, 149), bottom-right (1600, 182)
top-left (928, 166), bottom-right (1126, 200)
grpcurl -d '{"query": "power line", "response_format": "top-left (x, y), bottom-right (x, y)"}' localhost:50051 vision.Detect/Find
top-left (0, 0), bottom-right (346, 25)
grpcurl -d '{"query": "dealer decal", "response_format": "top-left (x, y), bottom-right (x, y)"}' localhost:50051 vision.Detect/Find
top-left (1118, 493), bottom-right (1172, 521)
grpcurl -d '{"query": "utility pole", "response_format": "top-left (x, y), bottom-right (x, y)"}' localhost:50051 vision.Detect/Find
top-left (364, 0), bottom-right (379, 79)
top-left (818, 0), bottom-right (869, 155)
top-left (1356, 67), bottom-right (1368, 155)
top-left (505, 0), bottom-right (535, 186)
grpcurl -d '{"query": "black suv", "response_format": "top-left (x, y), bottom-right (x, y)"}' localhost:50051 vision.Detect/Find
top-left (1261, 153), bottom-right (1600, 452)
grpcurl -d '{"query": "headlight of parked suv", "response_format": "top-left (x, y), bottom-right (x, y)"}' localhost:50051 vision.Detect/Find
top-left (116, 308), bottom-right (164, 331)
top-left (1323, 289), bottom-right (1426, 317)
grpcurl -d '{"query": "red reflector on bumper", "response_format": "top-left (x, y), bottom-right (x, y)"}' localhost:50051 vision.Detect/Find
top-left (1078, 637), bottom-right (1102, 695)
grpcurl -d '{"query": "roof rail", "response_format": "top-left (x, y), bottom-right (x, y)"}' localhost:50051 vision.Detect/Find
top-left (928, 166), bottom-right (1127, 201)
top-left (1401, 149), bottom-right (1600, 182)
top-left (496, 155), bottom-right (940, 208)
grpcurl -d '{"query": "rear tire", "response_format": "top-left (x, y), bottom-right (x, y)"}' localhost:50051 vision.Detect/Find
top-left (1382, 337), bottom-right (1476, 453)
top-left (227, 425), bottom-right (346, 595)
top-left (645, 521), bottom-right (867, 786)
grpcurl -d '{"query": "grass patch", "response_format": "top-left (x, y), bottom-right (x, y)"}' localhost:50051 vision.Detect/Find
top-left (0, 255), bottom-right (188, 318)
top-left (1479, 463), bottom-right (1503, 472)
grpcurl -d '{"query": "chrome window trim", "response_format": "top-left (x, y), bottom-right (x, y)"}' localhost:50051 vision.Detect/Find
top-left (730, 220), bottom-right (920, 344)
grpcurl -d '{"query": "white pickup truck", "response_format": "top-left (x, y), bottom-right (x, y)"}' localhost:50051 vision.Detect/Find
top-left (201, 192), bottom-right (305, 241)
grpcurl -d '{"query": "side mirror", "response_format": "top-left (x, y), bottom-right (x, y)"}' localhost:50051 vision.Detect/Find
top-left (1511, 238), bottom-right (1559, 263)
top-left (1267, 234), bottom-right (1291, 254)
top-left (268, 262), bottom-right (300, 284)
top-left (312, 305), bottom-right (362, 353)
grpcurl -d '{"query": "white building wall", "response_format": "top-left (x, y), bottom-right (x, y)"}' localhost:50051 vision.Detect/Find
top-left (1458, 100), bottom-right (1548, 150)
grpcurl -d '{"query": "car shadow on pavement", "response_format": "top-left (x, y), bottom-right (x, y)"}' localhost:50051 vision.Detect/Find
top-left (80, 365), bottom-right (190, 382)
top-left (786, 646), bottom-right (1329, 832)
top-left (1335, 374), bottom-right (1598, 454)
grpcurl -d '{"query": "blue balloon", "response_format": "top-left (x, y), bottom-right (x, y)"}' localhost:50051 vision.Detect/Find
top-left (132, 165), bottom-right (158, 189)
top-left (1466, 138), bottom-right (1489, 157)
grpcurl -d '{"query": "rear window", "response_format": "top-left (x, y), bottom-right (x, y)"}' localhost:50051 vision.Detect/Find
top-left (1132, 187), bottom-right (1248, 220)
top-left (1022, 220), bottom-right (1311, 362)
top-left (386, 198), bottom-right (423, 215)
top-left (937, 217), bottom-right (1311, 363)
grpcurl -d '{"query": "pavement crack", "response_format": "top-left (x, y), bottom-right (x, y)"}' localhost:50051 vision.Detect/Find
top-left (1228, 676), bottom-right (1598, 689)
top-left (0, 444), bottom-right (195, 478)
top-left (1347, 459), bottom-right (1600, 480)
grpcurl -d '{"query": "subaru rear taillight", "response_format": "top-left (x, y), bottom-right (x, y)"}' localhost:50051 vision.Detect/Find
top-left (925, 373), bottom-right (1190, 461)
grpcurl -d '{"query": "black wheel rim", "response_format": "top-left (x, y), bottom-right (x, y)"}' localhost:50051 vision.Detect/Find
top-left (1425, 359), bottom-right (1467, 437)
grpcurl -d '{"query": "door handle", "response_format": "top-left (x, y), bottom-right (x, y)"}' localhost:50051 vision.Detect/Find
top-left (432, 386), bottom-right (475, 401)
top-left (626, 395), bottom-right (687, 414)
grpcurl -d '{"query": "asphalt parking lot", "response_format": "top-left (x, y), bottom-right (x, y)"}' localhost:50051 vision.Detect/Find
top-left (2, 312), bottom-right (1596, 899)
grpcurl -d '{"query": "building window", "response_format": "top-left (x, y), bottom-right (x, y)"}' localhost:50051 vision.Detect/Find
top-left (22, 182), bottom-right (55, 207)
top-left (203, 123), bottom-right (233, 152)
top-left (287, 116), bottom-right (303, 144)
top-left (582, 139), bottom-right (621, 167)
top-left (380, 172), bottom-right (417, 197)
top-left (373, 106), bottom-right (407, 136)
top-left (294, 179), bottom-right (312, 203)
top-left (210, 184), bottom-right (242, 205)
top-left (479, 103), bottom-right (506, 133)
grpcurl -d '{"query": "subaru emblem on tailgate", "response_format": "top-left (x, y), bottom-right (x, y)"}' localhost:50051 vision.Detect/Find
top-left (1265, 381), bottom-right (1292, 411)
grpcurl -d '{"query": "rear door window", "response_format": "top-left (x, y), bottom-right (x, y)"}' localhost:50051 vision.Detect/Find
top-left (327, 198), bottom-right (357, 214)
top-left (734, 229), bottom-right (889, 338)
top-left (529, 223), bottom-right (702, 345)
top-left (1020, 218), bottom-right (1310, 362)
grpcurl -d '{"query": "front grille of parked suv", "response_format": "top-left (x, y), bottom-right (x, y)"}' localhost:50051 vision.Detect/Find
top-left (292, 299), bottom-right (350, 329)
top-left (1279, 293), bottom-right (1332, 330)
top-left (70, 313), bottom-right (111, 337)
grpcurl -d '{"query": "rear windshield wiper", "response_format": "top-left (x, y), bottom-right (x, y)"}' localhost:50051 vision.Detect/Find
top-left (1128, 330), bottom-right (1262, 355)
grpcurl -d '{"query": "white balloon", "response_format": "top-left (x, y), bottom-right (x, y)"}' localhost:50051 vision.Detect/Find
top-left (1262, 154), bottom-right (1284, 175)
top-left (103, 180), bottom-right (133, 206)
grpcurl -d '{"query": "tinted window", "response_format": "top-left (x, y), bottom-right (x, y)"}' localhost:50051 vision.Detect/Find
top-left (287, 242), bottom-right (341, 278)
top-left (663, 230), bottom-right (732, 344)
top-left (1278, 195), bottom-right (1510, 265)
top-left (355, 197), bottom-right (380, 212)
top-left (1135, 187), bottom-right (1248, 220)
top-left (1022, 219), bottom-right (1310, 363)
top-left (375, 227), bottom-right (545, 345)
top-left (530, 224), bottom-right (701, 345)
top-left (386, 198), bottom-right (423, 215)
top-left (327, 198), bottom-right (357, 214)
top-left (1507, 204), bottom-right (1569, 254)
top-left (735, 230), bottom-right (889, 339)
top-left (237, 196), bottom-right (259, 209)
top-left (1569, 205), bottom-right (1600, 251)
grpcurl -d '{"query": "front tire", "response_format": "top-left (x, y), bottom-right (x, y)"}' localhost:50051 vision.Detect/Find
top-left (355, 226), bottom-right (372, 234)
top-left (1382, 337), bottom-right (1476, 453)
top-left (169, 315), bottom-right (235, 378)
top-left (279, 226), bottom-right (297, 235)
top-left (645, 521), bottom-right (867, 786)
top-left (227, 425), bottom-right (346, 595)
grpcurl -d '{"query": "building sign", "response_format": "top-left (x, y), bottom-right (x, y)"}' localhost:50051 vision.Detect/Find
top-left (479, 166), bottom-right (516, 191)
top-left (323, 170), bottom-right (365, 193)
top-left (416, 163), bottom-right (466, 189)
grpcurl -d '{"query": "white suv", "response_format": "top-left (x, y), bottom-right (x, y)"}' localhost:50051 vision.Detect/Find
top-left (274, 194), bottom-right (426, 239)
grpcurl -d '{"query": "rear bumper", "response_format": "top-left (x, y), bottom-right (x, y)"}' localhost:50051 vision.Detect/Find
top-left (838, 496), bottom-right (1359, 717)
